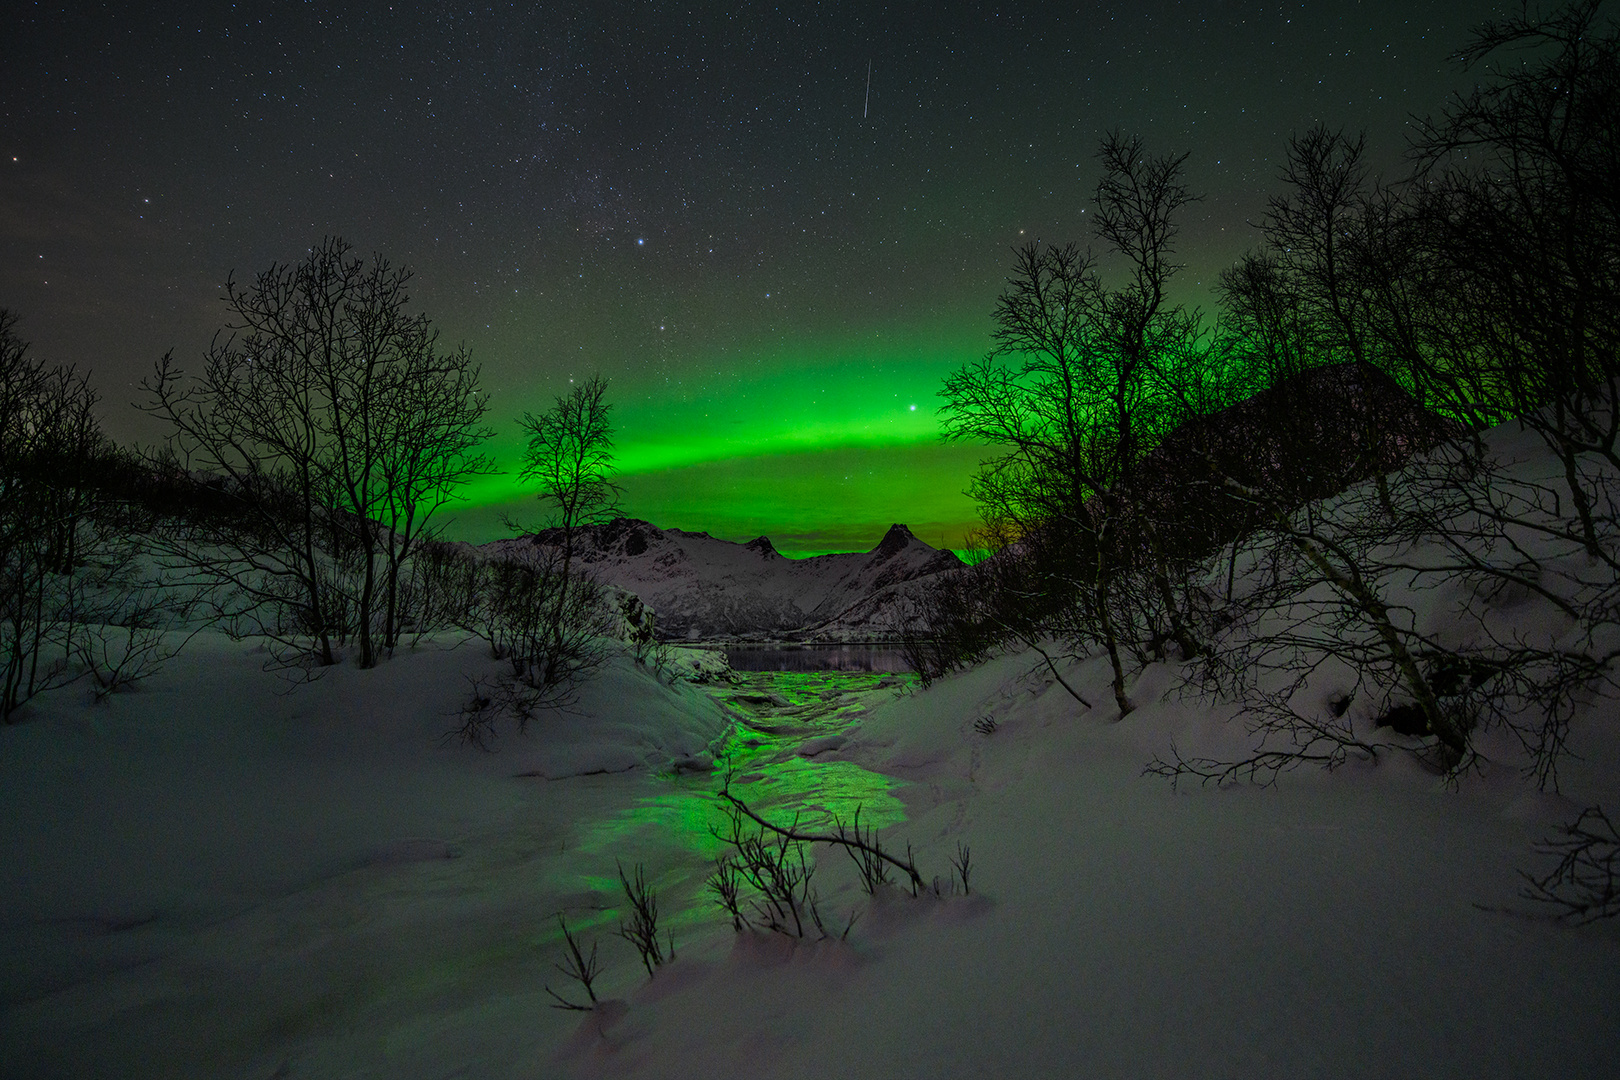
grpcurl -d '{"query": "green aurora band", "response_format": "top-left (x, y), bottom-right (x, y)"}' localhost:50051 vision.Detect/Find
top-left (445, 332), bottom-right (991, 557)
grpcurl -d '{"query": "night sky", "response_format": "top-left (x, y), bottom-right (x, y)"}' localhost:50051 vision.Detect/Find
top-left (3, 1), bottom-right (1501, 555)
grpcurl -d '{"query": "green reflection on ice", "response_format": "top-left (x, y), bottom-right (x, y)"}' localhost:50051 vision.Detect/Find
top-left (570, 670), bottom-right (914, 870)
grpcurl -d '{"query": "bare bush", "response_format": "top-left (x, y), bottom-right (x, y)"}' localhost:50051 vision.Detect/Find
top-left (67, 547), bottom-right (206, 701)
top-left (0, 311), bottom-right (173, 718)
top-left (708, 787), bottom-right (921, 940)
top-left (482, 553), bottom-right (610, 716)
top-left (709, 807), bottom-right (825, 939)
top-left (441, 551), bottom-right (611, 744)
top-left (709, 782), bottom-right (926, 936)
top-left (1149, 428), bottom-right (1619, 791)
top-left (1520, 805), bottom-right (1620, 924)
top-left (951, 842), bottom-right (973, 895)
top-left (544, 914), bottom-right (604, 1011)
top-left (616, 860), bottom-right (673, 977)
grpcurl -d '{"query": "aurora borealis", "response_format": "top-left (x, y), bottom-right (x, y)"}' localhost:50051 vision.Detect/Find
top-left (3, 2), bottom-right (1502, 554)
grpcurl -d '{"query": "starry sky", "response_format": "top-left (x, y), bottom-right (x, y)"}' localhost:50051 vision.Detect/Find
top-left (3, 1), bottom-right (1503, 555)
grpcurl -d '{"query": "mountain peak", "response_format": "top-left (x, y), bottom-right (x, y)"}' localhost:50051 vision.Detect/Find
top-left (744, 535), bottom-right (780, 560)
top-left (874, 523), bottom-right (918, 559)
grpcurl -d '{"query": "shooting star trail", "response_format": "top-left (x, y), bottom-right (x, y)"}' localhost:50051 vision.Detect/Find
top-left (864, 59), bottom-right (871, 118)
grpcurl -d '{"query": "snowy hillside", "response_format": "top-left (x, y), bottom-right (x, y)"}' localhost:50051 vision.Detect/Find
top-left (483, 518), bottom-right (963, 641)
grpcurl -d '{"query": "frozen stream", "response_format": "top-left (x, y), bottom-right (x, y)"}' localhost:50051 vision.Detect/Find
top-left (0, 660), bottom-right (921, 1079)
top-left (560, 669), bottom-right (916, 942)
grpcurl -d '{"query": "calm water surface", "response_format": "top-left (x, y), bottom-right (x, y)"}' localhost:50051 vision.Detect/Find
top-left (723, 643), bottom-right (912, 672)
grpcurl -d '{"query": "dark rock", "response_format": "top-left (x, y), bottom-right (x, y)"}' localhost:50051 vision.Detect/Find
top-left (1377, 703), bottom-right (1430, 736)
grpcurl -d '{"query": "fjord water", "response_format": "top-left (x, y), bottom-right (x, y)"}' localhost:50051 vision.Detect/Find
top-left (722, 643), bottom-right (913, 672)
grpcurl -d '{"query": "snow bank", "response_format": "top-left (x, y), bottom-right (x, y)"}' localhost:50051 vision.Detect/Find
top-left (0, 631), bottom-right (728, 1029)
top-left (2, 628), bottom-right (1616, 1079)
top-left (551, 649), bottom-right (1619, 1080)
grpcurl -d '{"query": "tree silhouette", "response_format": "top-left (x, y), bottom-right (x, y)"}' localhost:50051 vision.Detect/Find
top-left (144, 237), bottom-right (491, 668)
top-left (501, 373), bottom-right (621, 696)
top-left (940, 133), bottom-right (1205, 715)
top-left (0, 310), bottom-right (110, 719)
top-left (518, 373), bottom-right (621, 582)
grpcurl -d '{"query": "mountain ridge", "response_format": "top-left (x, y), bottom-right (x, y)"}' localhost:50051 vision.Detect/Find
top-left (482, 518), bottom-right (962, 641)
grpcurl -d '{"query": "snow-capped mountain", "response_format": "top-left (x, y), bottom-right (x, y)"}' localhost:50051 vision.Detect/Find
top-left (483, 519), bottom-right (963, 640)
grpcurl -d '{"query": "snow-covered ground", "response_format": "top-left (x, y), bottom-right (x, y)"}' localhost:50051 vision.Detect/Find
top-left (3, 419), bottom-right (1618, 1078)
top-left (0, 636), bottom-right (734, 1079)
top-left (570, 651), bottom-right (1619, 1079)
top-left (2, 627), bottom-right (1615, 1078)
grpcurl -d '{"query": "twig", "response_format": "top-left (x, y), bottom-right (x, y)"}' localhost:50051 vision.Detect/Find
top-left (834, 806), bottom-right (893, 894)
top-left (951, 841), bottom-right (972, 895)
top-left (544, 914), bottom-right (602, 1011)
top-left (717, 785), bottom-right (925, 895)
top-left (1520, 805), bottom-right (1620, 924)
top-left (616, 860), bottom-right (672, 976)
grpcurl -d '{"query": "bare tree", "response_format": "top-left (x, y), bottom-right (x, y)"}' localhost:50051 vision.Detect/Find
top-left (1146, 5), bottom-right (1620, 793)
top-left (939, 133), bottom-right (1206, 715)
top-left (0, 312), bottom-right (186, 719)
top-left (1410, 0), bottom-right (1620, 546)
top-left (372, 340), bottom-right (492, 651)
top-left (0, 311), bottom-right (109, 719)
top-left (515, 375), bottom-right (620, 679)
top-left (143, 237), bottom-right (491, 669)
top-left (1260, 126), bottom-right (1373, 371)
top-left (438, 372), bottom-right (626, 734)
top-left (518, 374), bottom-right (620, 579)
top-left (1217, 251), bottom-right (1315, 394)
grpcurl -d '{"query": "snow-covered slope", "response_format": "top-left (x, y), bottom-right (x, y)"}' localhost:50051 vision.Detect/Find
top-left (483, 519), bottom-right (963, 641)
top-left (546, 650), bottom-right (1619, 1079)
